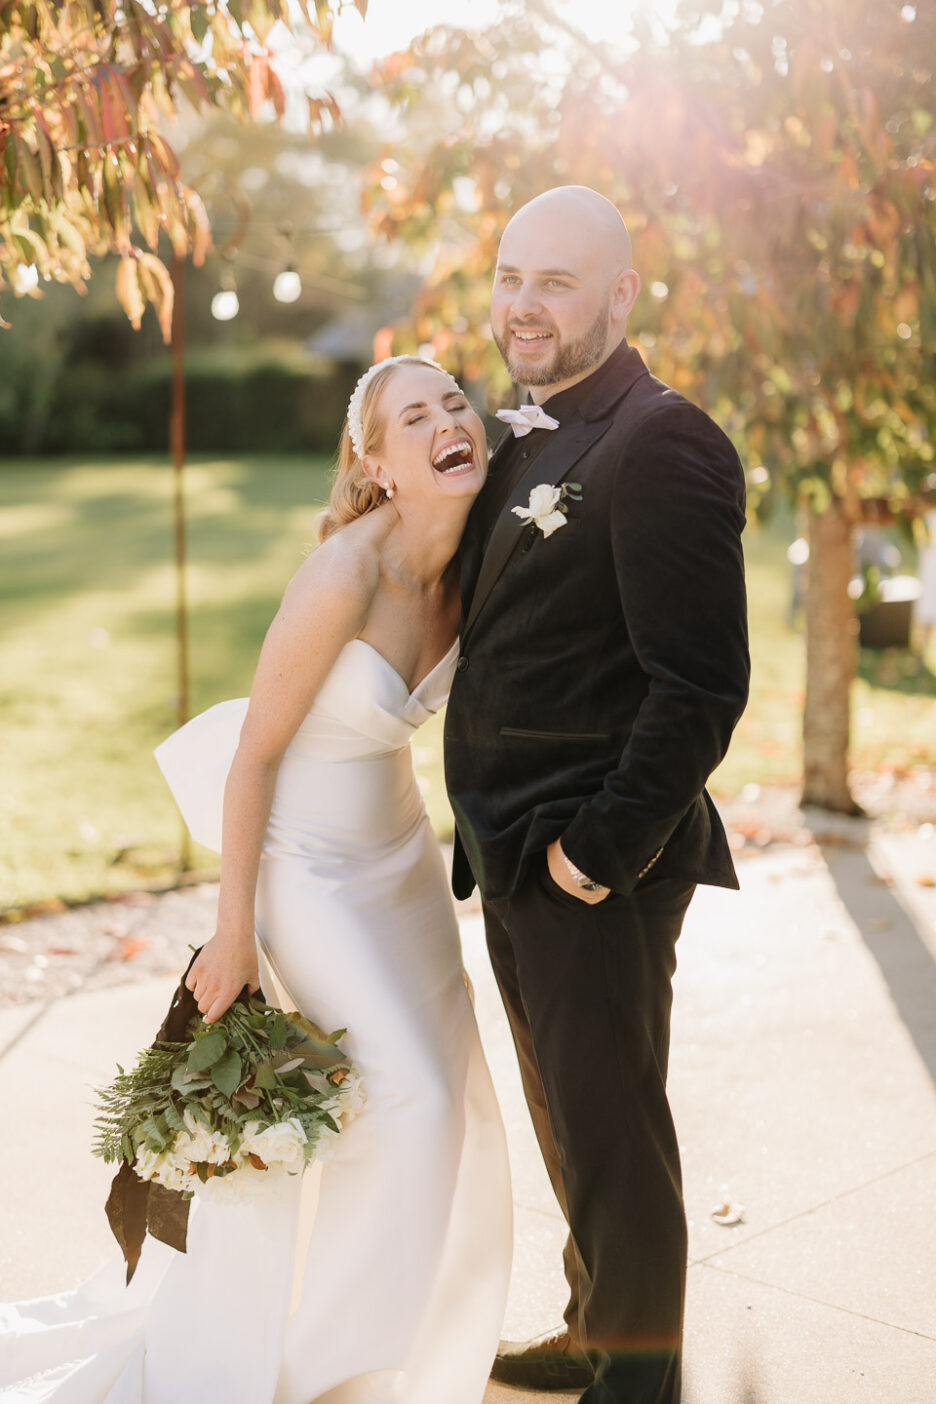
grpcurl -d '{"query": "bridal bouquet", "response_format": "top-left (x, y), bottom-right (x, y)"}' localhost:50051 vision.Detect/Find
top-left (92, 995), bottom-right (364, 1205)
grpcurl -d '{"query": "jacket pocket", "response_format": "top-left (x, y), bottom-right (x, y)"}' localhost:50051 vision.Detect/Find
top-left (499, 727), bottom-right (612, 742)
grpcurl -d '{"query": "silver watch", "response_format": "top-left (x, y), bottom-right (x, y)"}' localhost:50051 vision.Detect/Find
top-left (559, 847), bottom-right (608, 893)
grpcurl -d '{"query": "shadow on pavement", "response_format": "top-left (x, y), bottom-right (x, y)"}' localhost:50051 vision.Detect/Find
top-left (684, 1344), bottom-right (763, 1404)
top-left (821, 841), bottom-right (936, 1085)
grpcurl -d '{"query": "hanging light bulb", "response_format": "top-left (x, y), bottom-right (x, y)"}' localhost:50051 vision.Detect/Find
top-left (211, 255), bottom-right (240, 322)
top-left (211, 289), bottom-right (240, 321)
top-left (273, 267), bottom-right (302, 303)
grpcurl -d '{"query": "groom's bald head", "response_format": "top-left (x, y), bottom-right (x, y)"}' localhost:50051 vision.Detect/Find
top-left (503, 186), bottom-right (633, 277)
top-left (492, 186), bottom-right (641, 399)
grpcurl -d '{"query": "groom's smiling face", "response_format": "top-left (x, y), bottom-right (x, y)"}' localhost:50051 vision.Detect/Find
top-left (491, 189), bottom-right (639, 399)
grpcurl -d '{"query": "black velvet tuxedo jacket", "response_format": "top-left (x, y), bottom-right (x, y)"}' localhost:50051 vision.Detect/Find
top-left (443, 342), bottom-right (750, 904)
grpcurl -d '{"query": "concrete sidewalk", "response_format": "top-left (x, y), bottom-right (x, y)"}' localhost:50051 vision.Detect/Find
top-left (2, 835), bottom-right (936, 1402)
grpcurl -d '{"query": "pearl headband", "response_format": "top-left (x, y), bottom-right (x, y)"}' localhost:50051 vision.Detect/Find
top-left (346, 354), bottom-right (461, 461)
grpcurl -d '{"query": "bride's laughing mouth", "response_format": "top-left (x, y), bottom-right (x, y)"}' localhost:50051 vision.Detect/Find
top-left (431, 438), bottom-right (476, 478)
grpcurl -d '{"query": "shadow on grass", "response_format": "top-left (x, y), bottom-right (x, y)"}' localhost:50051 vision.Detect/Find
top-left (821, 840), bottom-right (936, 1086)
top-left (0, 457), bottom-right (330, 638)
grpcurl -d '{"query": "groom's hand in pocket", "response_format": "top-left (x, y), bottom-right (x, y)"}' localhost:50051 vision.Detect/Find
top-left (546, 839), bottom-right (611, 905)
top-left (185, 932), bottom-right (260, 1023)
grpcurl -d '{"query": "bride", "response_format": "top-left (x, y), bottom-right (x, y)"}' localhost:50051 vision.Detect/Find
top-left (1, 356), bottom-right (512, 1404)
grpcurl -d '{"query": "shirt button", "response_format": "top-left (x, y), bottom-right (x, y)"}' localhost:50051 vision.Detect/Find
top-left (456, 655), bottom-right (469, 672)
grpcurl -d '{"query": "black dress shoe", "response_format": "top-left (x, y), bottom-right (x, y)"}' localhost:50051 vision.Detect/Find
top-left (490, 1327), bottom-right (594, 1390)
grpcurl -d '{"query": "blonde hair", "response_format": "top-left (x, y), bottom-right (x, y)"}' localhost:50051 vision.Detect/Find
top-left (318, 357), bottom-right (456, 542)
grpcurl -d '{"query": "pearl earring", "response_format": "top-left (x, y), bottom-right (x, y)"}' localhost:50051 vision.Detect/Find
top-left (385, 484), bottom-right (394, 499)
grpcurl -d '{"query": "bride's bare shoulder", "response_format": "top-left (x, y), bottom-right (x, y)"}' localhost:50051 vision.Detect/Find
top-left (285, 511), bottom-right (387, 610)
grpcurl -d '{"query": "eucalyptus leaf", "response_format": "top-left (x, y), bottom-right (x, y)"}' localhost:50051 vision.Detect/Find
top-left (171, 1065), bottom-right (193, 1093)
top-left (290, 1047), bottom-right (346, 1071)
top-left (211, 1049), bottom-right (243, 1097)
top-left (187, 1029), bottom-right (227, 1073)
top-left (164, 1102), bottom-right (185, 1133)
top-left (287, 1013), bottom-right (345, 1045)
top-left (254, 1062), bottom-right (277, 1090)
top-left (289, 1038), bottom-right (346, 1062)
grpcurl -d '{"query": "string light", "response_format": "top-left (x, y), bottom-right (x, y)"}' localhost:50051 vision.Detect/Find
top-left (272, 267), bottom-right (302, 303)
top-left (210, 256), bottom-right (240, 321)
top-left (210, 289), bottom-right (240, 321)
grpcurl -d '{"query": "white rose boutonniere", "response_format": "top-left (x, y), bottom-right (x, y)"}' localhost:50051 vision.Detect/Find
top-left (512, 481), bottom-right (583, 540)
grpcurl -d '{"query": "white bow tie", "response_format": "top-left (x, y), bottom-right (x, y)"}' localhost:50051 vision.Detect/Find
top-left (495, 404), bottom-right (560, 437)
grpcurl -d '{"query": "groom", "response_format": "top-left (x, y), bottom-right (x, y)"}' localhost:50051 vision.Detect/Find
top-left (444, 186), bottom-right (750, 1404)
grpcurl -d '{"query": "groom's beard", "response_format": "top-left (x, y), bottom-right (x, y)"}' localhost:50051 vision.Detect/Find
top-left (494, 296), bottom-right (611, 388)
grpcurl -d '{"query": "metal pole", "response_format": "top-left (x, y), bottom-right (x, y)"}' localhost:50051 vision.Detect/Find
top-left (170, 253), bottom-right (192, 872)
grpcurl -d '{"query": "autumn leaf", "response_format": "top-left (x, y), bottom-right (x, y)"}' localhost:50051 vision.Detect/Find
top-left (136, 250), bottom-right (175, 342)
top-left (0, 0), bottom-right (349, 331)
top-left (115, 256), bottom-right (145, 330)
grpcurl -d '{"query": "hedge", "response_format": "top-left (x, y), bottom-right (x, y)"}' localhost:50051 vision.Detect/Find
top-left (0, 341), bottom-right (360, 456)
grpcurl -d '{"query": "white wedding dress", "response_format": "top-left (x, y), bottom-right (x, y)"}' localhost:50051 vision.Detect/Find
top-left (0, 638), bottom-right (513, 1404)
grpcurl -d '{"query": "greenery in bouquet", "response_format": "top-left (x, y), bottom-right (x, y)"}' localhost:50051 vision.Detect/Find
top-left (93, 995), bottom-right (364, 1201)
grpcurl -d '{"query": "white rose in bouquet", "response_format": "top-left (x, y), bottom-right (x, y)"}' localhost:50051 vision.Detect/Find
top-left (325, 1069), bottom-right (366, 1126)
top-left (134, 1143), bottom-right (191, 1194)
top-left (241, 1117), bottom-right (307, 1173)
top-left (175, 1107), bottom-right (233, 1167)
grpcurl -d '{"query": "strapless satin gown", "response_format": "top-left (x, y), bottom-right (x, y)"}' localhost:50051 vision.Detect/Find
top-left (0, 639), bottom-right (513, 1404)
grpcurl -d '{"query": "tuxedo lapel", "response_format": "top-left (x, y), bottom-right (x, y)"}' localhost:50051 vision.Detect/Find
top-left (459, 428), bottom-right (514, 618)
top-left (462, 415), bottom-right (612, 641)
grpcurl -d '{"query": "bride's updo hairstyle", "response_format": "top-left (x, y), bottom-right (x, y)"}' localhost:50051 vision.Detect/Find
top-left (318, 355), bottom-right (460, 542)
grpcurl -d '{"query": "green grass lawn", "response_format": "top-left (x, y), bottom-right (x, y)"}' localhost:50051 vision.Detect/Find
top-left (1, 455), bottom-right (934, 910)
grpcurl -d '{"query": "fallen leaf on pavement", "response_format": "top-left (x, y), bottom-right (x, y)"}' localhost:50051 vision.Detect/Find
top-left (107, 934), bottom-right (150, 961)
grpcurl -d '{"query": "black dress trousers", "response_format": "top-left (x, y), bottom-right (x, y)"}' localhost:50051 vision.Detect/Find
top-left (483, 863), bottom-right (696, 1404)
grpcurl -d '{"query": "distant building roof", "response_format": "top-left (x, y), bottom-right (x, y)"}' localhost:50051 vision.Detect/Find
top-left (306, 273), bottom-right (423, 362)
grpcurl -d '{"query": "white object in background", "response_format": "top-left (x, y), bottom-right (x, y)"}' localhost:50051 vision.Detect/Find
top-left (917, 510), bottom-right (936, 626)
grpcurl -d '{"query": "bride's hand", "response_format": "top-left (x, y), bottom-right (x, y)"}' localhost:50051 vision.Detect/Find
top-left (185, 934), bottom-right (260, 1024)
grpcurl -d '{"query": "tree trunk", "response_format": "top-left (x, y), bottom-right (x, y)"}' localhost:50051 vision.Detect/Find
top-left (801, 496), bottom-right (862, 813)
